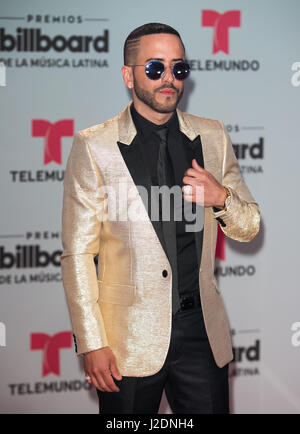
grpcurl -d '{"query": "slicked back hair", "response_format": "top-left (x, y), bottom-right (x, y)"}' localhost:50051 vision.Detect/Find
top-left (123, 22), bottom-right (185, 66)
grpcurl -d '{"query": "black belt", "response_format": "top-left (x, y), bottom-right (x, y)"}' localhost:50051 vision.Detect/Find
top-left (178, 290), bottom-right (201, 312)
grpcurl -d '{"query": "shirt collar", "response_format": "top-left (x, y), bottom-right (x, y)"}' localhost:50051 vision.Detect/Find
top-left (130, 103), bottom-right (179, 140)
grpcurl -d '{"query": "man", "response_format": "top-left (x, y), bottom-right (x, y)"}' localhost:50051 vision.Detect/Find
top-left (60, 23), bottom-right (260, 414)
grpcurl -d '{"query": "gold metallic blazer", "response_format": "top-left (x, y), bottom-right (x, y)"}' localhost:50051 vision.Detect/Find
top-left (60, 103), bottom-right (260, 376)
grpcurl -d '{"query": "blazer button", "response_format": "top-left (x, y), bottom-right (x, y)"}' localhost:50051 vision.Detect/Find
top-left (162, 269), bottom-right (168, 278)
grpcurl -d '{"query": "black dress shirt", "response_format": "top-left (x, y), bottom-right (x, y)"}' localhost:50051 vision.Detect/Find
top-left (130, 104), bottom-right (200, 296)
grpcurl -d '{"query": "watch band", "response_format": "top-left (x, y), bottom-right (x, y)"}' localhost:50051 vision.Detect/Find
top-left (223, 186), bottom-right (231, 211)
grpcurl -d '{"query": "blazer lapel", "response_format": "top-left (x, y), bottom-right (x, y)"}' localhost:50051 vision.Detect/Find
top-left (117, 134), bottom-right (168, 259)
top-left (177, 108), bottom-right (218, 273)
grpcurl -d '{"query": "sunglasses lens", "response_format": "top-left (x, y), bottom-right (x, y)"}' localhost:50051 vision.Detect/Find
top-left (145, 61), bottom-right (164, 80)
top-left (173, 62), bottom-right (190, 80)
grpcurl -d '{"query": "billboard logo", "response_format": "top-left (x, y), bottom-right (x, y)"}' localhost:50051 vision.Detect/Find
top-left (0, 322), bottom-right (6, 347)
top-left (202, 10), bottom-right (241, 54)
top-left (31, 331), bottom-right (72, 376)
top-left (233, 138), bottom-right (264, 160)
top-left (0, 28), bottom-right (109, 53)
top-left (233, 339), bottom-right (260, 362)
top-left (32, 119), bottom-right (74, 165)
top-left (0, 245), bottom-right (62, 269)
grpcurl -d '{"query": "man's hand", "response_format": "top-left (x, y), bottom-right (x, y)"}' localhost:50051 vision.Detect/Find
top-left (84, 346), bottom-right (122, 392)
top-left (182, 159), bottom-right (227, 209)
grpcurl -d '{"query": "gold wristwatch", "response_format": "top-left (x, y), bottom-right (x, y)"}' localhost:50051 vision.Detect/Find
top-left (222, 186), bottom-right (231, 211)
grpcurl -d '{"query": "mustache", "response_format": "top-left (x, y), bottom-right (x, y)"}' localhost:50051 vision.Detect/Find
top-left (155, 84), bottom-right (179, 93)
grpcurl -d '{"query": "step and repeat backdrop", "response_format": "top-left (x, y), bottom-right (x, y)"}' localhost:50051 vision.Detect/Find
top-left (0, 0), bottom-right (299, 414)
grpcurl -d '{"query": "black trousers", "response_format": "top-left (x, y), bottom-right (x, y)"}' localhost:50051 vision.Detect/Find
top-left (96, 306), bottom-right (229, 414)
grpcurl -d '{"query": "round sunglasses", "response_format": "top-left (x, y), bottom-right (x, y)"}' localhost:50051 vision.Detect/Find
top-left (130, 60), bottom-right (191, 81)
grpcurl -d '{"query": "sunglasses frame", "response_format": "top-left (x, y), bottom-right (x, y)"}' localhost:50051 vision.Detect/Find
top-left (128, 60), bottom-right (191, 81)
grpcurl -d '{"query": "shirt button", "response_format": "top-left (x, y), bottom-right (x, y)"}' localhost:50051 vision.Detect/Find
top-left (162, 269), bottom-right (168, 278)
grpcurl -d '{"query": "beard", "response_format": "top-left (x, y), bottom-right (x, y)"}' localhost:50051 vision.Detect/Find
top-left (133, 75), bottom-right (184, 113)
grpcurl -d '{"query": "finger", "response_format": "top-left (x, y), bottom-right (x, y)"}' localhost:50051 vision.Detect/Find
top-left (94, 371), bottom-right (117, 392)
top-left (182, 184), bottom-right (193, 196)
top-left (101, 370), bottom-right (120, 392)
top-left (182, 190), bottom-right (205, 206)
top-left (182, 179), bottom-right (205, 196)
top-left (85, 372), bottom-right (92, 384)
top-left (183, 193), bottom-right (193, 201)
top-left (90, 373), bottom-right (107, 392)
top-left (85, 378), bottom-right (93, 387)
top-left (182, 176), bottom-right (199, 186)
top-left (110, 361), bottom-right (122, 381)
top-left (192, 158), bottom-right (204, 172)
top-left (184, 168), bottom-right (200, 178)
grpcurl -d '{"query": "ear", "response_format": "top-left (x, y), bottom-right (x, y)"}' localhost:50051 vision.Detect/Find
top-left (121, 65), bottom-right (134, 90)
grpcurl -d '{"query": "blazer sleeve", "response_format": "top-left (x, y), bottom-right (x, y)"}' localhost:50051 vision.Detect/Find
top-left (212, 121), bottom-right (261, 242)
top-left (60, 131), bottom-right (108, 355)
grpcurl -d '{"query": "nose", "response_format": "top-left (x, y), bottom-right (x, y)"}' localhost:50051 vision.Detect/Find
top-left (162, 65), bottom-right (174, 83)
